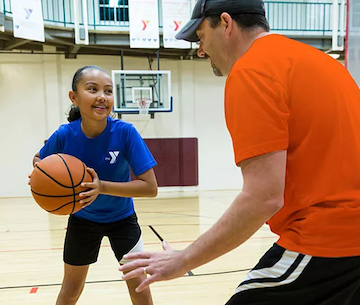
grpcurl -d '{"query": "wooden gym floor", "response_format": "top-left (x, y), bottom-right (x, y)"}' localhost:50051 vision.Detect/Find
top-left (0, 191), bottom-right (277, 304)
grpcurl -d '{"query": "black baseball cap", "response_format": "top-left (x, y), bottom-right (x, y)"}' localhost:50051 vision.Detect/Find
top-left (175, 0), bottom-right (266, 42)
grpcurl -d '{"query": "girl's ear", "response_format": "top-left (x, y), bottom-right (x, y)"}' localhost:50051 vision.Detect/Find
top-left (69, 91), bottom-right (78, 106)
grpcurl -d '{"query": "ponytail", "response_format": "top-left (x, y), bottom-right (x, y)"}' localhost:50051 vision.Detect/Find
top-left (67, 105), bottom-right (81, 122)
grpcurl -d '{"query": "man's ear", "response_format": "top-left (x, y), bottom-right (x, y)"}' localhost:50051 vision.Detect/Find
top-left (69, 91), bottom-right (78, 106)
top-left (220, 13), bottom-right (233, 39)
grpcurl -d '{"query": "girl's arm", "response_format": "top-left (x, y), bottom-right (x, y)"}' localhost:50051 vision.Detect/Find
top-left (79, 168), bottom-right (158, 206)
top-left (100, 168), bottom-right (158, 198)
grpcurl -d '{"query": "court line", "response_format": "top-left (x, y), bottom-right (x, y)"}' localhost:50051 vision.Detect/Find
top-left (0, 223), bottom-right (213, 234)
top-left (141, 210), bottom-right (219, 220)
top-left (0, 268), bottom-right (252, 291)
top-left (0, 224), bottom-right (271, 235)
top-left (0, 236), bottom-right (277, 254)
top-left (0, 240), bottom-right (196, 253)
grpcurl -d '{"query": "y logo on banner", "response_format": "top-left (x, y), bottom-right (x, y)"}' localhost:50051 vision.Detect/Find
top-left (141, 20), bottom-right (150, 31)
top-left (174, 21), bottom-right (182, 31)
top-left (23, 8), bottom-right (33, 20)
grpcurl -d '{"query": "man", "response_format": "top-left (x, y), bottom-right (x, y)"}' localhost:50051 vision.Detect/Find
top-left (120, 0), bottom-right (360, 303)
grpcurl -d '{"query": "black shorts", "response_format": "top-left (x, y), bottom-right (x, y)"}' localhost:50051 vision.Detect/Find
top-left (64, 213), bottom-right (143, 266)
top-left (226, 243), bottom-right (360, 305)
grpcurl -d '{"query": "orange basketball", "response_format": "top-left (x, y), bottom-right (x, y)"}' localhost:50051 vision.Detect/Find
top-left (30, 154), bottom-right (92, 215)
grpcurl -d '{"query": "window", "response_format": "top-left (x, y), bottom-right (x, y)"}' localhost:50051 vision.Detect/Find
top-left (99, 0), bottom-right (129, 23)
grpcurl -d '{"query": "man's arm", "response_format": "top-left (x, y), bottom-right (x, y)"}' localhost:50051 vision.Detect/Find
top-left (181, 150), bottom-right (286, 269)
top-left (120, 150), bottom-right (286, 291)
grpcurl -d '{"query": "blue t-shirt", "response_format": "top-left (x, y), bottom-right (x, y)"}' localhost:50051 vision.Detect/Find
top-left (39, 117), bottom-right (157, 223)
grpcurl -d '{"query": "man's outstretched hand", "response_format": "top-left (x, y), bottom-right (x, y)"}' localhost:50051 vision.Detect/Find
top-left (119, 241), bottom-right (190, 292)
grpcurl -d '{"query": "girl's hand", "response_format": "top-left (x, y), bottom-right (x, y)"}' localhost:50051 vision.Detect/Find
top-left (28, 162), bottom-right (38, 185)
top-left (79, 168), bottom-right (102, 208)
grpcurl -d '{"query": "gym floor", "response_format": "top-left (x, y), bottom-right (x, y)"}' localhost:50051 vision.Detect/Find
top-left (0, 191), bottom-right (277, 304)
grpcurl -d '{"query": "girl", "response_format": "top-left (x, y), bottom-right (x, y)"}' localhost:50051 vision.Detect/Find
top-left (31, 65), bottom-right (157, 305)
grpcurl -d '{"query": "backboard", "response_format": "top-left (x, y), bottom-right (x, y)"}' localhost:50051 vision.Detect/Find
top-left (111, 70), bottom-right (173, 115)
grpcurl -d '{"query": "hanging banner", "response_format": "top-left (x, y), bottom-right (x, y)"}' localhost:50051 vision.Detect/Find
top-left (162, 0), bottom-right (191, 49)
top-left (129, 0), bottom-right (160, 48)
top-left (0, 0), bottom-right (4, 33)
top-left (10, 0), bottom-right (45, 42)
top-left (74, 0), bottom-right (89, 45)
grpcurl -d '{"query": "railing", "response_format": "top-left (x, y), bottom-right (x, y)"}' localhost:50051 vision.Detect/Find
top-left (267, 2), bottom-right (332, 35)
top-left (2, 0), bottom-right (346, 37)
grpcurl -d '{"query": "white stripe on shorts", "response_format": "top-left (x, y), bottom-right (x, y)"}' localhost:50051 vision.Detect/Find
top-left (234, 249), bottom-right (312, 294)
top-left (119, 235), bottom-right (144, 265)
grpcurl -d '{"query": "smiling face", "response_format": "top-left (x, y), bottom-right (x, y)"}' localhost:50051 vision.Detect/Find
top-left (196, 18), bottom-right (229, 77)
top-left (195, 14), bottom-right (266, 77)
top-left (69, 68), bottom-right (114, 124)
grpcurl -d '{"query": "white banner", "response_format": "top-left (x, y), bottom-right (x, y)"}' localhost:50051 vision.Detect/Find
top-left (0, 0), bottom-right (4, 32)
top-left (74, 0), bottom-right (89, 45)
top-left (162, 0), bottom-right (191, 49)
top-left (11, 0), bottom-right (44, 42)
top-left (129, 0), bottom-right (160, 48)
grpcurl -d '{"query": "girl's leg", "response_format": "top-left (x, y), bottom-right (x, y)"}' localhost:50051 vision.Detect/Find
top-left (56, 263), bottom-right (89, 305)
top-left (58, 215), bottom-right (102, 304)
top-left (107, 214), bottom-right (153, 304)
top-left (124, 271), bottom-right (153, 305)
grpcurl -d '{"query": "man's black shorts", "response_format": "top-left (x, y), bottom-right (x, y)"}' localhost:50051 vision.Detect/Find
top-left (226, 243), bottom-right (360, 305)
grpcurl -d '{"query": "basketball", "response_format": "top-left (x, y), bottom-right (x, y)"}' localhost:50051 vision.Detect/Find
top-left (30, 154), bottom-right (92, 215)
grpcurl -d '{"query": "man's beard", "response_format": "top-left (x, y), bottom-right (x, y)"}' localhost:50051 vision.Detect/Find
top-left (205, 54), bottom-right (223, 76)
top-left (211, 62), bottom-right (223, 77)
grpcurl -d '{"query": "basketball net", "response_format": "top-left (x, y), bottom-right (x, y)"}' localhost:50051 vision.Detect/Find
top-left (135, 98), bottom-right (152, 116)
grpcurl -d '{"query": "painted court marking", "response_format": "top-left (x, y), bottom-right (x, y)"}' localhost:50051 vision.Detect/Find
top-left (30, 287), bottom-right (38, 294)
top-left (0, 268), bottom-right (252, 291)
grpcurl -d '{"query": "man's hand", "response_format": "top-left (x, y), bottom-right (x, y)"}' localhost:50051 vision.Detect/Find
top-left (119, 241), bottom-right (189, 292)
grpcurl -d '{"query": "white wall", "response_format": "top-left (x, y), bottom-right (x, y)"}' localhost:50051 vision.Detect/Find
top-left (0, 55), bottom-right (48, 197)
top-left (0, 51), bottom-right (243, 198)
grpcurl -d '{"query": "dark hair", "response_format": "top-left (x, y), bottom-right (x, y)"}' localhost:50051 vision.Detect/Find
top-left (67, 65), bottom-right (107, 122)
top-left (208, 13), bottom-right (270, 32)
top-left (67, 105), bottom-right (81, 122)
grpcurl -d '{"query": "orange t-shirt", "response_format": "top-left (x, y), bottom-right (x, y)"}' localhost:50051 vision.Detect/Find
top-left (225, 34), bottom-right (360, 257)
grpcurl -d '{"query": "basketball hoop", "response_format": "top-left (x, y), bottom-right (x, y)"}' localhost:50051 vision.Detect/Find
top-left (135, 98), bottom-right (152, 116)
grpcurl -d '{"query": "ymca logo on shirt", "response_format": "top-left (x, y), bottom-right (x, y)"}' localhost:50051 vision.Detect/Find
top-left (105, 151), bottom-right (120, 164)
